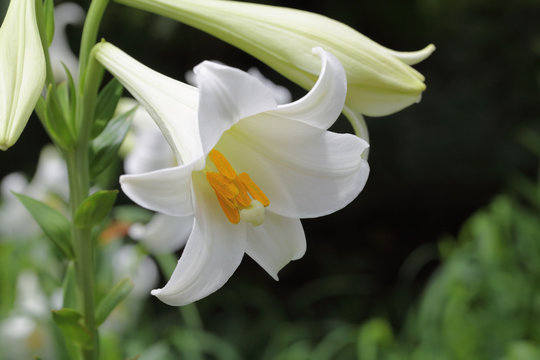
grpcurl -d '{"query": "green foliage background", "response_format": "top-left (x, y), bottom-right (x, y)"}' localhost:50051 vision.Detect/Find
top-left (0, 0), bottom-right (540, 358)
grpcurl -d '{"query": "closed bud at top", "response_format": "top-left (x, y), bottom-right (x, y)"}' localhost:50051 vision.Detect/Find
top-left (115, 0), bottom-right (434, 117)
top-left (0, 0), bottom-right (46, 150)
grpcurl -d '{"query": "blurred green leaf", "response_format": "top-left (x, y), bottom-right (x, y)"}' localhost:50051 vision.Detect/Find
top-left (44, 85), bottom-right (75, 150)
top-left (52, 308), bottom-right (93, 350)
top-left (92, 78), bottom-right (124, 138)
top-left (170, 329), bottom-right (242, 360)
top-left (14, 193), bottom-right (74, 259)
top-left (62, 262), bottom-right (77, 309)
top-left (89, 108), bottom-right (134, 178)
top-left (357, 319), bottom-right (394, 360)
top-left (95, 278), bottom-right (134, 326)
top-left (74, 190), bottom-right (118, 229)
top-left (58, 63), bottom-right (78, 132)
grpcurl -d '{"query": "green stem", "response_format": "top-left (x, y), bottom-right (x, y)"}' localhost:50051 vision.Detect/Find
top-left (78, 0), bottom-right (110, 92)
top-left (69, 48), bottom-right (104, 360)
top-left (66, 152), bottom-right (96, 360)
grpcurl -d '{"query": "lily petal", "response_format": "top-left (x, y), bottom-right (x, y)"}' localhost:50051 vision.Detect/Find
top-left (0, 0), bottom-right (46, 150)
top-left (94, 43), bottom-right (202, 164)
top-left (273, 47), bottom-right (346, 130)
top-left (342, 106), bottom-right (369, 144)
top-left (130, 213), bottom-right (193, 254)
top-left (151, 172), bottom-right (247, 306)
top-left (120, 162), bottom-right (198, 217)
top-left (382, 44), bottom-right (436, 66)
top-left (195, 60), bottom-right (277, 154)
top-left (218, 117), bottom-right (370, 218)
top-left (245, 211), bottom-right (306, 280)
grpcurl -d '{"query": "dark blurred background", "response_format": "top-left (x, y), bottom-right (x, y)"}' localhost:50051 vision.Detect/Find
top-left (1, 0), bottom-right (540, 357)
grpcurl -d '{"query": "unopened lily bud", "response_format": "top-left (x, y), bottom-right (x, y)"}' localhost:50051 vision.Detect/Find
top-left (0, 0), bottom-right (46, 150)
top-left (115, 0), bottom-right (434, 117)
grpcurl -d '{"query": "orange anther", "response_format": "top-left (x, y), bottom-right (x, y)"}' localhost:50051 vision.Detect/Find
top-left (215, 193), bottom-right (240, 224)
top-left (206, 172), bottom-right (236, 199)
top-left (238, 173), bottom-right (270, 207)
top-left (206, 150), bottom-right (269, 224)
top-left (209, 149), bottom-right (236, 180)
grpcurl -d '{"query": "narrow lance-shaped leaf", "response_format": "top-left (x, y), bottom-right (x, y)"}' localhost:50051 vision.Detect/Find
top-left (89, 107), bottom-right (134, 178)
top-left (95, 278), bottom-right (134, 325)
top-left (93, 78), bottom-right (124, 137)
top-left (74, 190), bottom-right (118, 229)
top-left (52, 308), bottom-right (93, 349)
top-left (62, 262), bottom-right (78, 309)
top-left (56, 63), bottom-right (78, 135)
top-left (44, 84), bottom-right (75, 150)
top-left (14, 193), bottom-right (74, 259)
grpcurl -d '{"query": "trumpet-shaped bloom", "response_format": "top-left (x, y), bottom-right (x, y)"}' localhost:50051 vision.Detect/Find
top-left (0, 0), bottom-right (46, 150)
top-left (122, 66), bottom-right (292, 254)
top-left (95, 42), bottom-right (369, 306)
top-left (114, 0), bottom-right (434, 117)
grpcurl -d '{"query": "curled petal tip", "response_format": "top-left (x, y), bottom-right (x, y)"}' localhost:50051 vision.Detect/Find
top-left (387, 43), bottom-right (436, 66)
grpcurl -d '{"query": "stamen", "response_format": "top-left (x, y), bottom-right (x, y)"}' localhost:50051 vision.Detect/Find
top-left (215, 193), bottom-right (240, 224)
top-left (209, 149), bottom-right (236, 180)
top-left (206, 172), bottom-right (236, 199)
top-left (238, 173), bottom-right (270, 206)
top-left (206, 149), bottom-right (270, 225)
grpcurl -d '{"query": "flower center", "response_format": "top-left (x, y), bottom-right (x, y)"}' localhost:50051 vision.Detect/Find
top-left (206, 149), bottom-right (269, 225)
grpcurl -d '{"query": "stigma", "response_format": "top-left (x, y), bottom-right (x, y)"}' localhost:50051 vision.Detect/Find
top-left (206, 149), bottom-right (269, 225)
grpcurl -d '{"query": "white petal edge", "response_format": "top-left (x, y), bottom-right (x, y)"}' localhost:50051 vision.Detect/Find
top-left (120, 161), bottom-right (198, 217)
top-left (129, 213), bottom-right (194, 254)
top-left (195, 60), bottom-right (278, 154)
top-left (151, 173), bottom-right (247, 306)
top-left (271, 47), bottom-right (347, 130)
top-left (94, 42), bottom-right (203, 165)
top-left (245, 211), bottom-right (306, 280)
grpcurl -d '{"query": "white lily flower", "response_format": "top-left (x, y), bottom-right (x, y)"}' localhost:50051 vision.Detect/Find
top-left (0, 0), bottom-right (46, 150)
top-left (115, 0), bottom-right (434, 117)
top-left (95, 42), bottom-right (369, 306)
top-left (122, 68), bottom-right (290, 254)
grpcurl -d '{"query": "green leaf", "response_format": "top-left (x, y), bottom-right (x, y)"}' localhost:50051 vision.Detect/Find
top-left (92, 78), bottom-right (124, 138)
top-left (14, 193), bottom-right (74, 259)
top-left (62, 262), bottom-right (78, 309)
top-left (44, 85), bottom-right (75, 150)
top-left (52, 308), bottom-right (93, 349)
top-left (57, 63), bottom-right (78, 134)
top-left (89, 108), bottom-right (134, 178)
top-left (43, 0), bottom-right (55, 47)
top-left (74, 190), bottom-right (118, 229)
top-left (95, 278), bottom-right (134, 325)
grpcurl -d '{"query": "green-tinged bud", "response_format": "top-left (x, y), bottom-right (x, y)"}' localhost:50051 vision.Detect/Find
top-left (115, 0), bottom-right (434, 117)
top-left (0, 0), bottom-right (46, 150)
